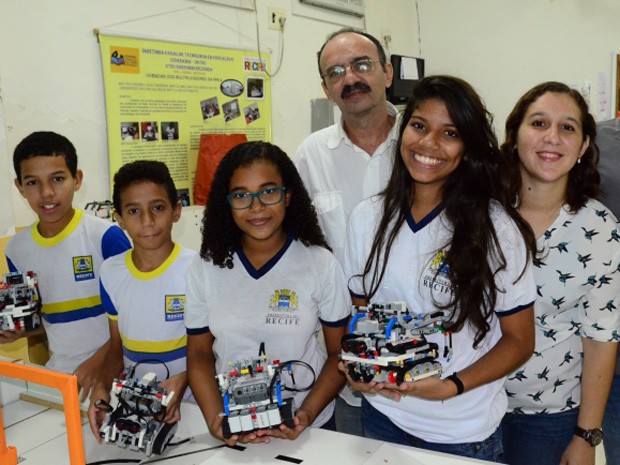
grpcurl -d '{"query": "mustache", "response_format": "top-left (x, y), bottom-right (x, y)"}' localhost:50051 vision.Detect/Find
top-left (341, 82), bottom-right (371, 99)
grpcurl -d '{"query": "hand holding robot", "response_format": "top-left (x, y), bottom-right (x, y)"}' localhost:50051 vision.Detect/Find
top-left (215, 349), bottom-right (315, 443)
top-left (339, 302), bottom-right (456, 400)
top-left (96, 366), bottom-right (178, 457)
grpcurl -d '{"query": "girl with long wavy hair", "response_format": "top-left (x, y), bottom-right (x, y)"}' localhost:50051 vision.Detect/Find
top-left (342, 75), bottom-right (536, 461)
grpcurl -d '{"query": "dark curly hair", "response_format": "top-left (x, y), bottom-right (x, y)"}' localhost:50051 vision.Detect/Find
top-left (13, 131), bottom-right (78, 183)
top-left (359, 75), bottom-right (535, 347)
top-left (501, 81), bottom-right (600, 212)
top-left (112, 160), bottom-right (178, 214)
top-left (200, 141), bottom-right (329, 268)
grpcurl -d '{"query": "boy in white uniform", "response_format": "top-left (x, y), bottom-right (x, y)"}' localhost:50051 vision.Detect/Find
top-left (88, 160), bottom-right (194, 438)
top-left (3, 131), bottom-right (130, 395)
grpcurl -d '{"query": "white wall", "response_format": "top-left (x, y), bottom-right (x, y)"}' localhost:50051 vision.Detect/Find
top-left (0, 0), bottom-right (417, 229)
top-left (417, 0), bottom-right (620, 140)
top-left (5, 0), bottom-right (618, 231)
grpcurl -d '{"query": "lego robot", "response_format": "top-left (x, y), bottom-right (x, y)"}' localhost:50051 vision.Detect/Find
top-left (99, 367), bottom-right (177, 457)
top-left (0, 271), bottom-right (41, 332)
top-left (85, 200), bottom-right (114, 221)
top-left (216, 355), bottom-right (298, 439)
top-left (341, 302), bottom-right (452, 385)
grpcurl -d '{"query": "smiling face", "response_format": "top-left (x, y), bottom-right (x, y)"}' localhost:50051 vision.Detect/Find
top-left (15, 155), bottom-right (82, 238)
top-left (399, 98), bottom-right (464, 199)
top-left (516, 91), bottom-right (589, 189)
top-left (229, 160), bottom-right (291, 253)
top-left (319, 32), bottom-right (393, 119)
top-left (115, 180), bottom-right (181, 254)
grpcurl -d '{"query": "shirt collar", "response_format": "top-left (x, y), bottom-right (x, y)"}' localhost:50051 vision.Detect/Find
top-left (327, 101), bottom-right (400, 151)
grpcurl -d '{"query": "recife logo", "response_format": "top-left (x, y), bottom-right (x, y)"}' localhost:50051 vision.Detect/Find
top-left (269, 289), bottom-right (298, 311)
top-left (266, 289), bottom-right (300, 327)
top-left (73, 255), bottom-right (94, 281)
top-left (165, 295), bottom-right (185, 321)
top-left (109, 46), bottom-right (140, 74)
top-left (243, 57), bottom-right (267, 73)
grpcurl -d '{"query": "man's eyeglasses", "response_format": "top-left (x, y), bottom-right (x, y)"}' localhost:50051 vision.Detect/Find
top-left (227, 186), bottom-right (287, 210)
top-left (322, 59), bottom-right (381, 84)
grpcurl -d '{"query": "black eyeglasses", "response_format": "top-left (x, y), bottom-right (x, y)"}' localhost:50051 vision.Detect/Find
top-left (322, 59), bottom-right (380, 84)
top-left (227, 186), bottom-right (287, 210)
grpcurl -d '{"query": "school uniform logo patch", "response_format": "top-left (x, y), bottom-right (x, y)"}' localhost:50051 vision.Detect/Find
top-left (266, 289), bottom-right (300, 326)
top-left (422, 250), bottom-right (454, 300)
top-left (165, 295), bottom-right (185, 321)
top-left (430, 250), bottom-right (450, 275)
top-left (73, 256), bottom-right (94, 281)
top-left (269, 289), bottom-right (299, 311)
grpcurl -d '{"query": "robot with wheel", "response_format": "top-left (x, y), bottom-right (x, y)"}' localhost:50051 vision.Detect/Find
top-left (99, 367), bottom-right (177, 457)
top-left (0, 271), bottom-right (41, 332)
top-left (341, 301), bottom-right (453, 385)
top-left (216, 355), bottom-right (297, 439)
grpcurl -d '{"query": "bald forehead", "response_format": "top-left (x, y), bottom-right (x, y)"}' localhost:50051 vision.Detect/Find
top-left (319, 32), bottom-right (380, 69)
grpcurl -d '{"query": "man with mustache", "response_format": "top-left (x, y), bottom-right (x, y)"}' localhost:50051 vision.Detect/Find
top-left (294, 28), bottom-right (398, 437)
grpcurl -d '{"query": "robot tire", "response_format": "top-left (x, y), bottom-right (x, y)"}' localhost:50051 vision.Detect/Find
top-left (152, 421), bottom-right (178, 455)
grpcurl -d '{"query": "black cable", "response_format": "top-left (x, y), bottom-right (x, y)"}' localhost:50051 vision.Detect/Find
top-left (267, 359), bottom-right (316, 404)
top-left (86, 460), bottom-right (140, 465)
top-left (128, 359), bottom-right (170, 381)
top-left (167, 437), bottom-right (192, 447)
top-left (85, 444), bottom-right (227, 465)
top-left (140, 444), bottom-right (227, 464)
top-left (279, 360), bottom-right (315, 393)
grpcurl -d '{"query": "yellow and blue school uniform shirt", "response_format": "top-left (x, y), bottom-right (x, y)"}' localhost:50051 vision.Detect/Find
top-left (100, 243), bottom-right (195, 396)
top-left (5, 210), bottom-right (131, 374)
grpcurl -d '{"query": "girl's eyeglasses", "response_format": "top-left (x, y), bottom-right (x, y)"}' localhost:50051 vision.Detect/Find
top-left (227, 186), bottom-right (287, 210)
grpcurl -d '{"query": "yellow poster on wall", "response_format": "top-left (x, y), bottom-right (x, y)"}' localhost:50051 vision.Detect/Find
top-left (97, 34), bottom-right (271, 205)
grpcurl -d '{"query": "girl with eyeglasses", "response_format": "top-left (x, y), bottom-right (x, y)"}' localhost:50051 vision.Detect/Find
top-left (185, 141), bottom-right (350, 446)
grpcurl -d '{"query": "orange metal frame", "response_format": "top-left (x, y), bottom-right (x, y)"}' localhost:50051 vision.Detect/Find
top-left (0, 361), bottom-right (85, 465)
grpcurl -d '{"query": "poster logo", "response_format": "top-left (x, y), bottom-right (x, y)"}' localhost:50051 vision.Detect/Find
top-left (109, 46), bottom-right (140, 74)
top-left (243, 57), bottom-right (267, 73)
top-left (165, 295), bottom-right (185, 321)
top-left (73, 256), bottom-right (94, 281)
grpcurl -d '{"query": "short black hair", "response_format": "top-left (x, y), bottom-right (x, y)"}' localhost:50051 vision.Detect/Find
top-left (13, 131), bottom-right (78, 183)
top-left (112, 160), bottom-right (178, 213)
top-left (316, 28), bottom-right (387, 81)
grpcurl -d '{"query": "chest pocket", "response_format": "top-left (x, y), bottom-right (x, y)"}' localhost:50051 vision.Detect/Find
top-left (312, 191), bottom-right (347, 252)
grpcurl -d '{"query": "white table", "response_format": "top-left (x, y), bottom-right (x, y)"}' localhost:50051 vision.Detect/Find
top-left (2, 396), bottom-right (498, 465)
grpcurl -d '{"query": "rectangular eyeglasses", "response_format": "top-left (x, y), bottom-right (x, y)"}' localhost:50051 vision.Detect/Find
top-left (227, 186), bottom-right (287, 210)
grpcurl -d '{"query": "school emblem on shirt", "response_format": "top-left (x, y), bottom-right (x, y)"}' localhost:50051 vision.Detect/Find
top-left (266, 289), bottom-right (300, 326)
top-left (422, 250), bottom-right (454, 298)
top-left (269, 289), bottom-right (299, 311)
top-left (73, 255), bottom-right (94, 281)
top-left (430, 250), bottom-right (450, 275)
top-left (165, 295), bottom-right (185, 321)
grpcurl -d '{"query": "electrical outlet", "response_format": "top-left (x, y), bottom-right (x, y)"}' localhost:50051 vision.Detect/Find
top-left (268, 7), bottom-right (286, 30)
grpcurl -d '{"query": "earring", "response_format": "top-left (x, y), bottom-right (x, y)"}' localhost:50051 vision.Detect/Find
top-left (577, 158), bottom-right (582, 164)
